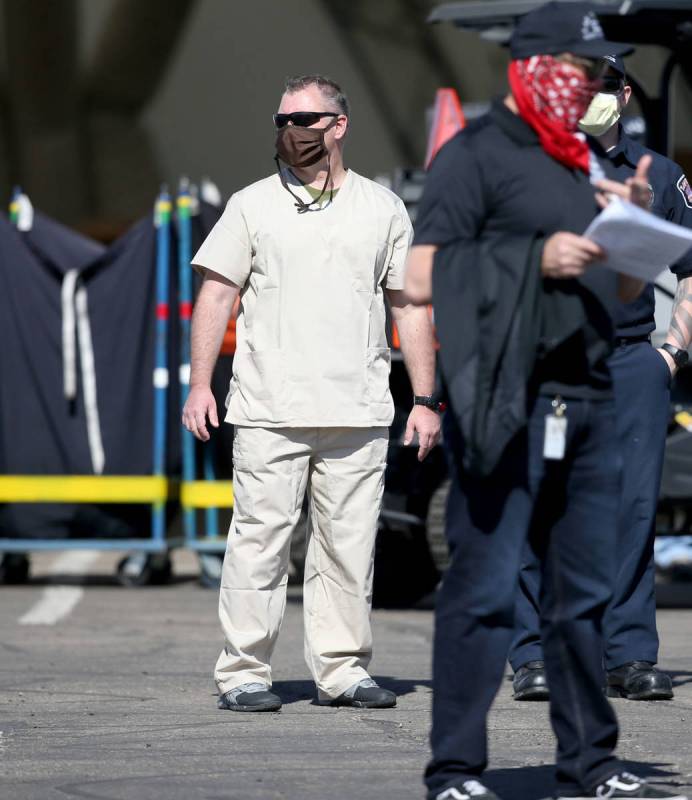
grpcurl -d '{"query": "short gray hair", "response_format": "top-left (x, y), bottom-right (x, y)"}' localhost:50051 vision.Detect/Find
top-left (283, 74), bottom-right (350, 118)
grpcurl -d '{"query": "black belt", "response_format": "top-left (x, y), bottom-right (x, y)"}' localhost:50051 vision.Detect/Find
top-left (614, 334), bottom-right (651, 347)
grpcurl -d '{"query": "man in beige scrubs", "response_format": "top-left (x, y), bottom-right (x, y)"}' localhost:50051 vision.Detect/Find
top-left (183, 74), bottom-right (440, 713)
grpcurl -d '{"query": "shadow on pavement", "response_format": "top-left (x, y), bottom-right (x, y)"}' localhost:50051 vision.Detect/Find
top-left (270, 679), bottom-right (316, 703)
top-left (271, 676), bottom-right (432, 705)
top-left (656, 581), bottom-right (692, 608)
top-left (483, 761), bottom-right (688, 800)
top-left (376, 676), bottom-right (432, 696)
top-left (668, 670), bottom-right (692, 688)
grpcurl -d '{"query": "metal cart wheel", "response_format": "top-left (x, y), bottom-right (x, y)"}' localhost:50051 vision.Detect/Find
top-left (0, 553), bottom-right (30, 584)
top-left (426, 479), bottom-right (451, 574)
top-left (198, 553), bottom-right (224, 589)
top-left (116, 552), bottom-right (172, 587)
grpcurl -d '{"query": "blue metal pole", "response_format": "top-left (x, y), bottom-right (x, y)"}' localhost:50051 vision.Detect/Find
top-left (203, 439), bottom-right (220, 538)
top-left (194, 185), bottom-right (221, 539)
top-left (177, 180), bottom-right (197, 543)
top-left (9, 187), bottom-right (21, 226)
top-left (152, 188), bottom-right (172, 544)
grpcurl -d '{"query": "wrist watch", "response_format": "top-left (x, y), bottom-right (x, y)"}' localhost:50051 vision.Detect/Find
top-left (414, 395), bottom-right (447, 413)
top-left (661, 343), bottom-right (689, 368)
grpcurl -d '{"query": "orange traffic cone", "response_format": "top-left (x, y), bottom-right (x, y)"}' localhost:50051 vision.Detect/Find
top-left (220, 296), bottom-right (240, 356)
top-left (424, 88), bottom-right (466, 169)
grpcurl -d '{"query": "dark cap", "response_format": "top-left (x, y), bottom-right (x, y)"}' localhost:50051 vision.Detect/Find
top-left (510, 2), bottom-right (634, 60)
top-left (603, 53), bottom-right (626, 77)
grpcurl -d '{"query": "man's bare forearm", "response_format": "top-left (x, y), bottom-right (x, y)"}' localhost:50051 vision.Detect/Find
top-left (666, 276), bottom-right (692, 350)
top-left (190, 275), bottom-right (240, 388)
top-left (387, 289), bottom-right (436, 395)
top-left (404, 245), bottom-right (437, 306)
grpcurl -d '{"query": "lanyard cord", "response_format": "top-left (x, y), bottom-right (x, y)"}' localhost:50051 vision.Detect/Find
top-left (274, 155), bottom-right (334, 213)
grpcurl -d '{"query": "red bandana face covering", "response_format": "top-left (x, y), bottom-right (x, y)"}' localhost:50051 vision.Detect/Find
top-left (508, 56), bottom-right (600, 173)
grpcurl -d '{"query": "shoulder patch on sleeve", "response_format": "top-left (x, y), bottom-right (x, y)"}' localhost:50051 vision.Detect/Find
top-left (677, 175), bottom-right (692, 209)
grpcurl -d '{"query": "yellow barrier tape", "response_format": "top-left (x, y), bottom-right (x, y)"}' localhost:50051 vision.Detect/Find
top-left (675, 411), bottom-right (692, 432)
top-left (0, 476), bottom-right (174, 503)
top-left (181, 480), bottom-right (234, 509)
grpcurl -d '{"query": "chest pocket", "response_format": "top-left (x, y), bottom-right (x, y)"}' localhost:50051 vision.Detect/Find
top-left (340, 232), bottom-right (390, 294)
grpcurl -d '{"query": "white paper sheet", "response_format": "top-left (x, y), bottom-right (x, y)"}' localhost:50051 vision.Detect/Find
top-left (583, 198), bottom-right (692, 281)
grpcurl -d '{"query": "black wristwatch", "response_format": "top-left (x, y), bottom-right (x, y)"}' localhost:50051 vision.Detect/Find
top-left (414, 395), bottom-right (447, 413)
top-left (661, 343), bottom-right (689, 369)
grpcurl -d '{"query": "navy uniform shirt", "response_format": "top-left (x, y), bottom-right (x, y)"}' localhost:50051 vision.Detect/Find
top-left (590, 128), bottom-right (692, 339)
top-left (414, 99), bottom-right (619, 399)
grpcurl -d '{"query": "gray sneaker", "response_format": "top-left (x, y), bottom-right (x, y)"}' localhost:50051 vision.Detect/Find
top-left (330, 677), bottom-right (396, 708)
top-left (218, 682), bottom-right (282, 712)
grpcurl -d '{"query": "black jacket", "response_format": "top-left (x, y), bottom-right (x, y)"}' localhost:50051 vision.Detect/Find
top-left (433, 234), bottom-right (613, 476)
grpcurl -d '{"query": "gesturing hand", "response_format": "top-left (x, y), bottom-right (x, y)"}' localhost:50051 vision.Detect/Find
top-left (182, 385), bottom-right (219, 442)
top-left (594, 154), bottom-right (653, 210)
top-left (541, 232), bottom-right (606, 279)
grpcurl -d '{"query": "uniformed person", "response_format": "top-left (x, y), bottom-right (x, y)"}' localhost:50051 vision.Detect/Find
top-left (405, 3), bottom-right (688, 800)
top-left (182, 75), bottom-right (441, 713)
top-left (510, 55), bottom-right (692, 704)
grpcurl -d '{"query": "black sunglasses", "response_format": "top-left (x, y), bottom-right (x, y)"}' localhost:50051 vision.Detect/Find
top-left (273, 111), bottom-right (339, 129)
top-left (599, 76), bottom-right (626, 95)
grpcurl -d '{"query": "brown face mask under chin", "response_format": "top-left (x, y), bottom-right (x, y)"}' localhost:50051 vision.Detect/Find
top-left (275, 123), bottom-right (331, 168)
top-left (274, 119), bottom-right (337, 213)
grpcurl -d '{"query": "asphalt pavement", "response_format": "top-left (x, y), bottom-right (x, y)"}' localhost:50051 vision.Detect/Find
top-left (1, 550), bottom-right (691, 800)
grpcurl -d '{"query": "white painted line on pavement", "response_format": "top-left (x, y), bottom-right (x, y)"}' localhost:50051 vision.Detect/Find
top-left (18, 550), bottom-right (100, 626)
top-left (19, 587), bottom-right (85, 626)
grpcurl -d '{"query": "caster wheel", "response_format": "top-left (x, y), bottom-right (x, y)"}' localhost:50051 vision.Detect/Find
top-left (426, 480), bottom-right (451, 574)
top-left (116, 553), bottom-right (172, 587)
top-left (198, 553), bottom-right (223, 588)
top-left (0, 553), bottom-right (30, 584)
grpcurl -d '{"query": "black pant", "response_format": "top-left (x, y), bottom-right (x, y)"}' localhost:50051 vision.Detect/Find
top-left (426, 395), bottom-right (622, 798)
top-left (510, 343), bottom-right (670, 672)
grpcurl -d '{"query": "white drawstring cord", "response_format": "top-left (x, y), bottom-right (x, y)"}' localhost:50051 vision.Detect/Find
top-left (61, 270), bottom-right (105, 474)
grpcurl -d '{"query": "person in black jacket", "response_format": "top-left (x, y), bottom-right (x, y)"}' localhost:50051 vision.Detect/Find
top-left (405, 4), bottom-right (688, 800)
top-left (510, 56), bottom-right (692, 704)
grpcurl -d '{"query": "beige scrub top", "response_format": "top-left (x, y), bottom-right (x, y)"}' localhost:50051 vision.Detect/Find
top-left (191, 169), bottom-right (413, 428)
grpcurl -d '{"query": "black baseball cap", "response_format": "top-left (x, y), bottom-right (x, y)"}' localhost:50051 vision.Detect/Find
top-left (510, 2), bottom-right (634, 60)
top-left (603, 54), bottom-right (626, 77)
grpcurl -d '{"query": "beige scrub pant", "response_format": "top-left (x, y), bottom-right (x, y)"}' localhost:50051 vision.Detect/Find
top-left (214, 425), bottom-right (389, 701)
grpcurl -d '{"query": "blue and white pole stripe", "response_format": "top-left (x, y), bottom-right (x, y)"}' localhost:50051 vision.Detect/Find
top-left (152, 188), bottom-right (172, 544)
top-left (177, 180), bottom-right (197, 542)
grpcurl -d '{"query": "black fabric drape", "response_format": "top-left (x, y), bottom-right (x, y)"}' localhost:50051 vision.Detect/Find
top-left (0, 202), bottom-right (221, 539)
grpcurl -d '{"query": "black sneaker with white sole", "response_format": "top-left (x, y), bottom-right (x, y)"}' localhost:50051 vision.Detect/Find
top-left (329, 677), bottom-right (396, 709)
top-left (431, 779), bottom-right (503, 800)
top-left (551, 772), bottom-right (689, 799)
top-left (218, 682), bottom-right (282, 712)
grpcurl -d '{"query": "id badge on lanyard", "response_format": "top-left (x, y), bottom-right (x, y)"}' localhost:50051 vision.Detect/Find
top-left (543, 396), bottom-right (567, 461)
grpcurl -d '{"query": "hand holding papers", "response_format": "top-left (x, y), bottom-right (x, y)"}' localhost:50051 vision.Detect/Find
top-left (583, 198), bottom-right (692, 282)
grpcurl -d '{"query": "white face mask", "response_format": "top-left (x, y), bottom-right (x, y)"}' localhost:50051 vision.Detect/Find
top-left (578, 92), bottom-right (621, 137)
